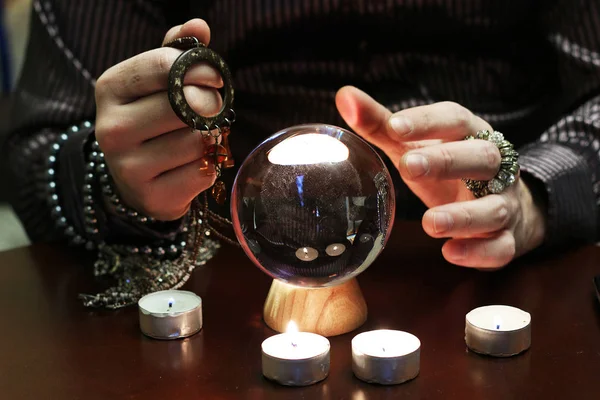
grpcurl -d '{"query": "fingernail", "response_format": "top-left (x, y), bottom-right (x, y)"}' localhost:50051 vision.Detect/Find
top-left (404, 154), bottom-right (429, 178)
top-left (389, 115), bottom-right (413, 136)
top-left (433, 212), bottom-right (454, 233)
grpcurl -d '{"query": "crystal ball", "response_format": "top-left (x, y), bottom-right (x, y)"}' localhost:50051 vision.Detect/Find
top-left (231, 124), bottom-right (396, 287)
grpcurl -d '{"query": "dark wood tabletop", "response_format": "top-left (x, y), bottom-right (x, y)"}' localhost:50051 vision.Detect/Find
top-left (2, 221), bottom-right (600, 400)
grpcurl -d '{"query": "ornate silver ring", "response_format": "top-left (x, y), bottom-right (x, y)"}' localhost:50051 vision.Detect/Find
top-left (463, 130), bottom-right (519, 198)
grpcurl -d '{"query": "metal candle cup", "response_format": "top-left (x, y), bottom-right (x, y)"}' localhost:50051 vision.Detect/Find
top-left (465, 305), bottom-right (531, 357)
top-left (138, 290), bottom-right (203, 340)
top-left (261, 322), bottom-right (330, 386)
top-left (352, 330), bottom-right (420, 385)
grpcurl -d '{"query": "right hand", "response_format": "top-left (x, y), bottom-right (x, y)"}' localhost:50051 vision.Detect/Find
top-left (95, 19), bottom-right (223, 221)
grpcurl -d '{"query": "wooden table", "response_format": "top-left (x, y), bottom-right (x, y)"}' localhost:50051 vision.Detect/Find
top-left (2, 221), bottom-right (600, 399)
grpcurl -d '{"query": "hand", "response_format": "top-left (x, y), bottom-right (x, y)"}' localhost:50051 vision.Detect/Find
top-left (95, 19), bottom-right (222, 221)
top-left (336, 86), bottom-right (546, 269)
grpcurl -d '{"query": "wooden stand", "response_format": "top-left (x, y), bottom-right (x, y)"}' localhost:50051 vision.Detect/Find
top-left (263, 278), bottom-right (367, 337)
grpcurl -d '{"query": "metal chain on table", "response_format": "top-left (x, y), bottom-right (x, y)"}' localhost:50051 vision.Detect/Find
top-left (79, 198), bottom-right (221, 309)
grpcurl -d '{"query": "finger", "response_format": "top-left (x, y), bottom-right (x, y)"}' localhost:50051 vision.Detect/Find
top-left (336, 86), bottom-right (398, 155)
top-left (96, 47), bottom-right (223, 104)
top-left (126, 85), bottom-right (222, 142)
top-left (442, 230), bottom-right (516, 269)
top-left (422, 194), bottom-right (513, 238)
top-left (336, 86), bottom-right (492, 146)
top-left (98, 86), bottom-right (222, 150)
top-left (131, 127), bottom-right (213, 178)
top-left (162, 19), bottom-right (211, 46)
top-left (399, 139), bottom-right (501, 181)
top-left (163, 25), bottom-right (183, 44)
top-left (147, 159), bottom-right (217, 220)
top-left (389, 102), bottom-right (492, 142)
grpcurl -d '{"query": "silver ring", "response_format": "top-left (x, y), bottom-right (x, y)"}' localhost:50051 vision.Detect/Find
top-left (463, 130), bottom-right (519, 198)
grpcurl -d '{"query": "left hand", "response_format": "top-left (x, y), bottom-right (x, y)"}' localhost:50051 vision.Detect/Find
top-left (335, 86), bottom-right (546, 269)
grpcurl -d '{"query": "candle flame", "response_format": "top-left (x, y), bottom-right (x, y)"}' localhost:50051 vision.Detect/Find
top-left (286, 321), bottom-right (299, 333)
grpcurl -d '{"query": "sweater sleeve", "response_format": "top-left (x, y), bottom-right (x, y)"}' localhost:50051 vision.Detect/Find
top-left (517, 0), bottom-right (600, 245)
top-left (2, 0), bottom-right (175, 245)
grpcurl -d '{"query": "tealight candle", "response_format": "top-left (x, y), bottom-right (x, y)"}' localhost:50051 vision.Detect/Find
top-left (465, 305), bottom-right (531, 357)
top-left (295, 247), bottom-right (319, 262)
top-left (138, 290), bottom-right (203, 340)
top-left (352, 329), bottom-right (420, 385)
top-left (261, 321), bottom-right (330, 386)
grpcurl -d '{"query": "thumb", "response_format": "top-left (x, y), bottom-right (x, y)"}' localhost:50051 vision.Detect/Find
top-left (335, 86), bottom-right (401, 154)
top-left (162, 18), bottom-right (211, 46)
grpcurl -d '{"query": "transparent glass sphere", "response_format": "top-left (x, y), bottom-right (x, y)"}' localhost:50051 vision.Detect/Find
top-left (231, 124), bottom-right (396, 287)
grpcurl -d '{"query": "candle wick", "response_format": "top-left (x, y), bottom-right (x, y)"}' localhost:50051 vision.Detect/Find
top-left (496, 324), bottom-right (500, 330)
top-left (382, 347), bottom-right (386, 353)
top-left (291, 342), bottom-right (297, 348)
top-left (168, 301), bottom-right (173, 308)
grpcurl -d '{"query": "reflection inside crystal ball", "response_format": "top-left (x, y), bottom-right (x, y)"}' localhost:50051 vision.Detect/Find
top-left (231, 124), bottom-right (396, 287)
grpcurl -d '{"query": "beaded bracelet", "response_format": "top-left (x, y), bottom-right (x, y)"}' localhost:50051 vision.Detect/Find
top-left (89, 142), bottom-right (157, 225)
top-left (45, 121), bottom-right (186, 259)
top-left (46, 121), bottom-right (96, 250)
top-left (87, 140), bottom-right (187, 259)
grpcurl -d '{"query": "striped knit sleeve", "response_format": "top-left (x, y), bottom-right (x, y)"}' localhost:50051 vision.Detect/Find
top-left (518, 0), bottom-right (600, 245)
top-left (3, 0), bottom-right (170, 243)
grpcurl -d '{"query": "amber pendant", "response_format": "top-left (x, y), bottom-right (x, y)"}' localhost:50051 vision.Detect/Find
top-left (199, 157), bottom-right (210, 172)
top-left (211, 181), bottom-right (227, 205)
top-left (206, 144), bottom-right (229, 164)
top-left (221, 130), bottom-right (235, 169)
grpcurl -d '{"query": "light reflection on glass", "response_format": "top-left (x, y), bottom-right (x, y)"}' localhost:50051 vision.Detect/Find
top-left (267, 133), bottom-right (349, 165)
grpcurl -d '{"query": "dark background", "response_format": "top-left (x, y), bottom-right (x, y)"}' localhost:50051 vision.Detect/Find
top-left (0, 0), bottom-right (32, 247)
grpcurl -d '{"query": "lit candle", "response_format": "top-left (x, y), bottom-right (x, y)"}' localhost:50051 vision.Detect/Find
top-left (352, 329), bottom-right (420, 385)
top-left (325, 243), bottom-right (346, 256)
top-left (138, 290), bottom-right (203, 340)
top-left (465, 305), bottom-right (531, 357)
top-left (295, 246), bottom-right (319, 262)
top-left (261, 321), bottom-right (330, 386)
